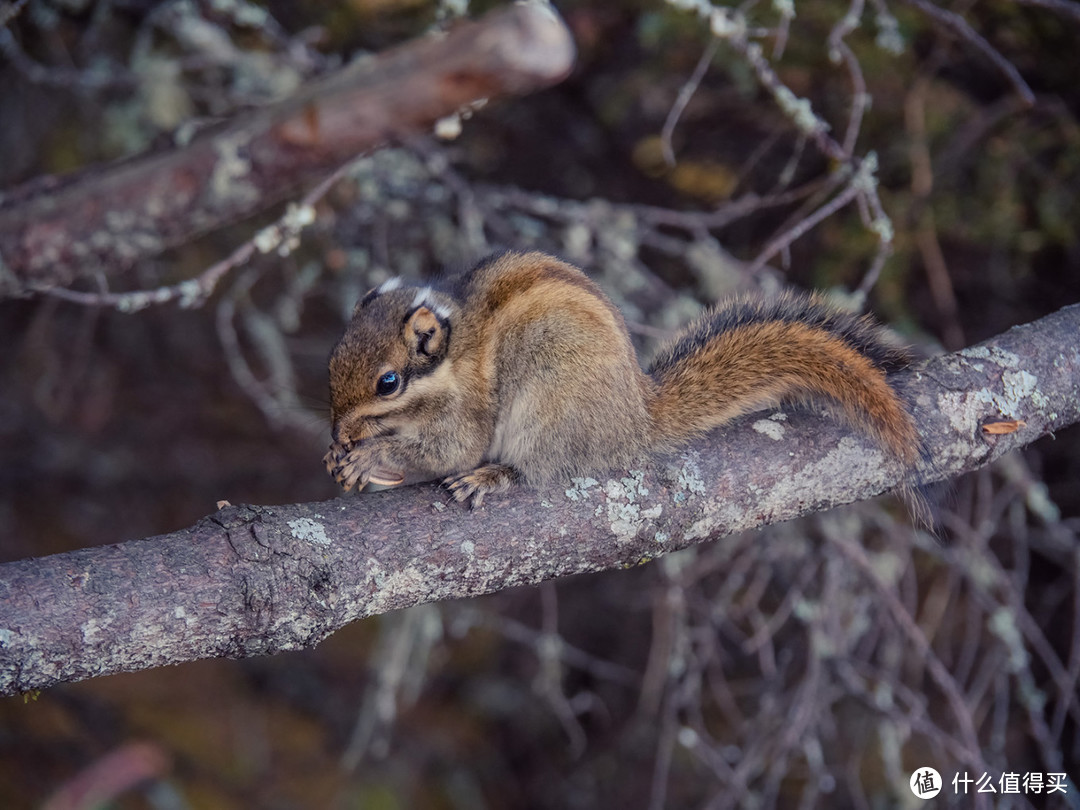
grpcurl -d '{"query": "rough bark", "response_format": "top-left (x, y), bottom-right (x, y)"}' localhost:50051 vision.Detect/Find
top-left (1, 303), bottom-right (1077, 695)
top-left (0, 3), bottom-right (575, 295)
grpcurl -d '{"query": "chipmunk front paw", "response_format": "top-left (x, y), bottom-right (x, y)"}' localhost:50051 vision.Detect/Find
top-left (324, 441), bottom-right (404, 493)
top-left (444, 464), bottom-right (519, 508)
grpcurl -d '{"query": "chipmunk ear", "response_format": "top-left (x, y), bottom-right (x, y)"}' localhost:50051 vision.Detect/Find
top-left (405, 306), bottom-right (450, 362)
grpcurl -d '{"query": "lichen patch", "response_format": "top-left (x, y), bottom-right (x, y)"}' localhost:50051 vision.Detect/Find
top-left (601, 470), bottom-right (661, 544)
top-left (675, 451), bottom-right (706, 502)
top-left (565, 477), bottom-right (599, 501)
top-left (959, 344), bottom-right (1020, 368)
top-left (288, 517), bottom-right (331, 546)
top-left (939, 368), bottom-right (1041, 437)
top-left (753, 418), bottom-right (786, 440)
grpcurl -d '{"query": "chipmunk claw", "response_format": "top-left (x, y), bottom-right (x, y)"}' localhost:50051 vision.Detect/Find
top-left (326, 441), bottom-right (405, 493)
top-left (324, 444), bottom-right (346, 477)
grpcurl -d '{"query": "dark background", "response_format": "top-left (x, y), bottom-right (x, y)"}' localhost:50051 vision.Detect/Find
top-left (1, 0), bottom-right (1078, 807)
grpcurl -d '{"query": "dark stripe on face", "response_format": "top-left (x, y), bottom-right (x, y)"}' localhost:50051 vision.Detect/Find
top-left (406, 355), bottom-right (447, 382)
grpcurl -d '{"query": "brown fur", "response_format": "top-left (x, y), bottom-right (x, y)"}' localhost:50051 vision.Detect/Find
top-left (650, 319), bottom-right (919, 464)
top-left (325, 251), bottom-right (920, 506)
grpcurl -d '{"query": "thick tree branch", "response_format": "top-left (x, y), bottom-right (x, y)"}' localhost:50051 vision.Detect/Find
top-left (1, 303), bottom-right (1077, 695)
top-left (0, 2), bottom-right (575, 295)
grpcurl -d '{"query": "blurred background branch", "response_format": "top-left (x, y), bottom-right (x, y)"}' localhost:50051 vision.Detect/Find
top-left (0, 2), bottom-right (574, 295)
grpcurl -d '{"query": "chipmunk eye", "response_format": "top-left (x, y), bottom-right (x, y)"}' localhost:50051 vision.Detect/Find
top-left (375, 370), bottom-right (400, 396)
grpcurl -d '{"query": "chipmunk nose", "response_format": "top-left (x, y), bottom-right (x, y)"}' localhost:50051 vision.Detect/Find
top-left (331, 424), bottom-right (351, 446)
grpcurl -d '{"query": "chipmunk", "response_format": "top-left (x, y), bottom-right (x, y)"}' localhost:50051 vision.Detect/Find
top-left (324, 250), bottom-right (921, 507)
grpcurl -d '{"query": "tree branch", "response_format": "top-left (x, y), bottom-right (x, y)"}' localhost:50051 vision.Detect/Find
top-left (0, 2), bottom-right (575, 295)
top-left (1, 303), bottom-right (1077, 695)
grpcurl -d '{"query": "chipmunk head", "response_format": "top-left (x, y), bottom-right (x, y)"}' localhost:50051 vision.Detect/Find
top-left (328, 279), bottom-right (454, 447)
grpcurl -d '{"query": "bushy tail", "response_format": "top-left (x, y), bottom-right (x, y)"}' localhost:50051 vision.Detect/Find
top-left (647, 292), bottom-right (920, 466)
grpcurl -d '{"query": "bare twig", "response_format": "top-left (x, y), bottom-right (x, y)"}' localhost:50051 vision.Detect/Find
top-left (33, 156), bottom-right (359, 311)
top-left (0, 27), bottom-right (137, 90)
top-left (663, 1), bottom-right (898, 288)
top-left (0, 0), bottom-right (30, 31)
top-left (905, 75), bottom-right (965, 349)
top-left (660, 38), bottom-right (720, 168)
top-left (448, 606), bottom-right (640, 686)
top-left (829, 533), bottom-right (991, 781)
top-left (747, 160), bottom-right (867, 273)
top-left (828, 0), bottom-right (870, 156)
top-left (899, 0), bottom-right (1036, 106)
